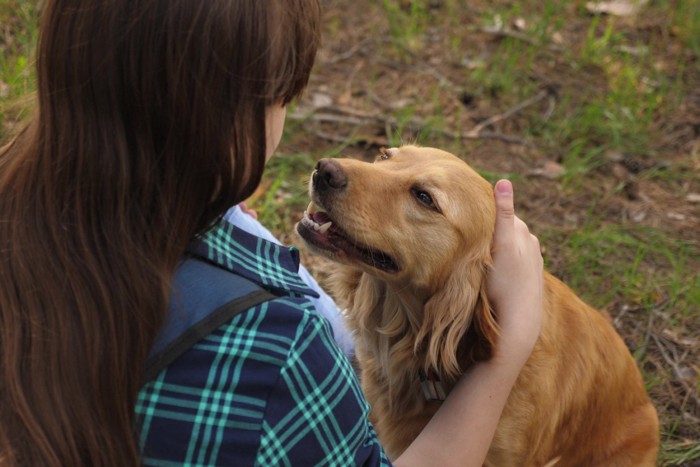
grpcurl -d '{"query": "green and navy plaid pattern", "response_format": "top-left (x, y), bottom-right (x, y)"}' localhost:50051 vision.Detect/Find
top-left (136, 220), bottom-right (391, 466)
top-left (195, 221), bottom-right (313, 297)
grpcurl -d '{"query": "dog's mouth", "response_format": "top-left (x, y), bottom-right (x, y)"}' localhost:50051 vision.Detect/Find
top-left (296, 202), bottom-right (400, 273)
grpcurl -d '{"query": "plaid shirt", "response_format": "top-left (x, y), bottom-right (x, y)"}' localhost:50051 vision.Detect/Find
top-left (136, 219), bottom-right (391, 466)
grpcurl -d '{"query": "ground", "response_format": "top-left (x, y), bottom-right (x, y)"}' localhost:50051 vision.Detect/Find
top-left (259, 1), bottom-right (700, 465)
top-left (1, 0), bottom-right (698, 465)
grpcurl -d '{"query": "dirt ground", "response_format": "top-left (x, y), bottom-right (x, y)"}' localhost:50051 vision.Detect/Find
top-left (274, 0), bottom-right (700, 463)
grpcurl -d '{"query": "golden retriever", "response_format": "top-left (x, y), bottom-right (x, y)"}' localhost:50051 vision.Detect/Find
top-left (296, 145), bottom-right (659, 466)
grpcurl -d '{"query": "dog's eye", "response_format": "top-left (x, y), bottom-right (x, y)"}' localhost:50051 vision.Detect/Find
top-left (411, 187), bottom-right (437, 210)
top-left (377, 147), bottom-right (392, 161)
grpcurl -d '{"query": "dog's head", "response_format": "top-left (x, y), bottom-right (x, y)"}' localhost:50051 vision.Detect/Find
top-left (297, 145), bottom-right (498, 376)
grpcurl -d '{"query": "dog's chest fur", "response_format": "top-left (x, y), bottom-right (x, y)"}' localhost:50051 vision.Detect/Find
top-left (329, 268), bottom-right (462, 458)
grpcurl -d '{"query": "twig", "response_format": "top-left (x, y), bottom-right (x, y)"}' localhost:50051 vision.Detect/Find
top-left (313, 130), bottom-right (353, 145)
top-left (643, 308), bottom-right (656, 354)
top-left (322, 38), bottom-right (372, 65)
top-left (479, 25), bottom-right (540, 46)
top-left (475, 26), bottom-right (564, 52)
top-left (373, 47), bottom-right (552, 141)
top-left (443, 128), bottom-right (531, 146)
top-left (464, 90), bottom-right (549, 138)
top-left (290, 107), bottom-right (533, 146)
top-left (543, 95), bottom-right (557, 121)
top-left (651, 333), bottom-right (700, 408)
top-left (291, 112), bottom-right (367, 126)
top-left (377, 59), bottom-right (463, 95)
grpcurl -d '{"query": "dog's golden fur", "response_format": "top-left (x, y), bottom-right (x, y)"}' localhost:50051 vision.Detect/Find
top-left (297, 145), bottom-right (659, 466)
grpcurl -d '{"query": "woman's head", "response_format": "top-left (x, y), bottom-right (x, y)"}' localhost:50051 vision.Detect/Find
top-left (37, 0), bottom-right (320, 233)
top-left (0, 1), bottom-right (320, 465)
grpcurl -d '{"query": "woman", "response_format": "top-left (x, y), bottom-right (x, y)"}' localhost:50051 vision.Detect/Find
top-left (0, 1), bottom-right (543, 465)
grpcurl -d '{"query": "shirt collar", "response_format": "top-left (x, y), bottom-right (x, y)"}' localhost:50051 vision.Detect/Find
top-left (188, 219), bottom-right (319, 299)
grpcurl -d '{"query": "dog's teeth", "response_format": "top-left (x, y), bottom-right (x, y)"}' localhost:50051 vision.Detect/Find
top-left (318, 221), bottom-right (332, 234)
top-left (301, 217), bottom-right (315, 229)
top-left (312, 223), bottom-right (321, 231)
top-left (308, 201), bottom-right (328, 214)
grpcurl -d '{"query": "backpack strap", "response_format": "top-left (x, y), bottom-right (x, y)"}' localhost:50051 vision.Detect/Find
top-left (144, 256), bottom-right (277, 382)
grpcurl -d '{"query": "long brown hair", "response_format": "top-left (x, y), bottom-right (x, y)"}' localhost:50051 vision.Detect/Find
top-left (0, 0), bottom-right (320, 465)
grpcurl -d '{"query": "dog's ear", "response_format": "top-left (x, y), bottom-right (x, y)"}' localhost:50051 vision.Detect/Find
top-left (416, 257), bottom-right (498, 379)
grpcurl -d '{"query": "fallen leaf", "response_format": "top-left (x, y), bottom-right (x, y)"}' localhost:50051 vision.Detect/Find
top-left (662, 329), bottom-right (699, 348)
top-left (630, 209), bottom-right (647, 223)
top-left (551, 31), bottom-right (565, 45)
top-left (667, 212), bottom-right (686, 221)
top-left (513, 17), bottom-right (527, 31)
top-left (310, 92), bottom-right (333, 109)
top-left (585, 0), bottom-right (648, 16)
top-left (683, 412), bottom-right (700, 424)
top-left (336, 89), bottom-right (353, 106)
top-left (615, 45), bottom-right (649, 56)
top-left (460, 57), bottom-right (486, 70)
top-left (611, 163), bottom-right (629, 180)
top-left (604, 150), bottom-right (625, 162)
top-left (528, 161), bottom-right (566, 179)
top-left (673, 365), bottom-right (696, 381)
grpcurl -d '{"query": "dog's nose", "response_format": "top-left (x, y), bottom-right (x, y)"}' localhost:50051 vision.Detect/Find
top-left (314, 159), bottom-right (347, 191)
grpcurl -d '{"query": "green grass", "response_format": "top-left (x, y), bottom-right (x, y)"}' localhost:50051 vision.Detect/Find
top-left (671, 0), bottom-right (700, 56)
top-left (255, 149), bottom-right (317, 235)
top-left (661, 441), bottom-right (700, 467)
top-left (541, 221), bottom-right (699, 313)
top-left (379, 0), bottom-right (431, 52)
top-left (0, 0), bottom-right (39, 141)
top-left (468, 37), bottom-right (539, 101)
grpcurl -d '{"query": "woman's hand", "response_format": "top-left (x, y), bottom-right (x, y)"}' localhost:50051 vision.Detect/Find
top-left (238, 201), bottom-right (258, 219)
top-left (395, 179), bottom-right (544, 467)
top-left (486, 179), bottom-right (544, 364)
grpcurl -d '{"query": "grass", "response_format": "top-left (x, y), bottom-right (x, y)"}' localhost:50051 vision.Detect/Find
top-left (0, 0), bottom-right (38, 140)
top-left (2, 0), bottom-right (699, 464)
top-left (541, 221), bottom-right (699, 313)
top-left (671, 0), bottom-right (700, 56)
top-left (380, 0), bottom-right (430, 52)
top-left (253, 149), bottom-right (317, 237)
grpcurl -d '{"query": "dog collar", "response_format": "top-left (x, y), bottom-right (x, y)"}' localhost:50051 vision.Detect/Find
top-left (418, 369), bottom-right (446, 401)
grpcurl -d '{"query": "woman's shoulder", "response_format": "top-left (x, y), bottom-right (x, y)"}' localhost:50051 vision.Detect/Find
top-left (136, 297), bottom-right (363, 465)
top-left (144, 295), bottom-right (334, 388)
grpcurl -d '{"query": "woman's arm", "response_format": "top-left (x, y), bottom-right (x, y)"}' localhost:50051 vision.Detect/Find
top-left (395, 179), bottom-right (544, 467)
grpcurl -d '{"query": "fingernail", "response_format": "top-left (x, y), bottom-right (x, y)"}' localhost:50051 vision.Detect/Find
top-left (495, 179), bottom-right (513, 195)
